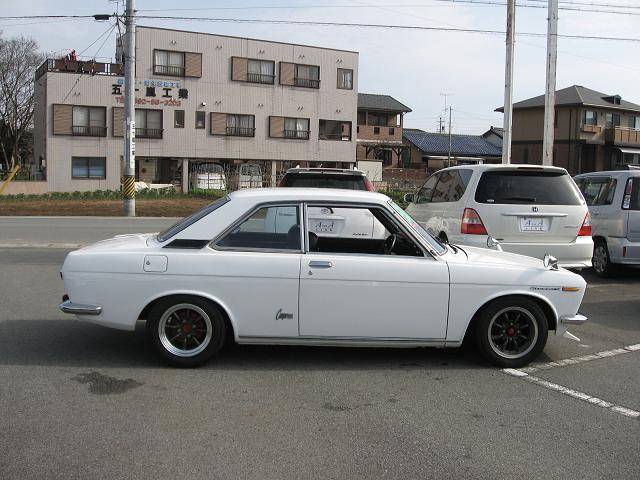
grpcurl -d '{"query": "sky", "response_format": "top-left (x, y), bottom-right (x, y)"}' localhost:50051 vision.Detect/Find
top-left (3, 0), bottom-right (640, 135)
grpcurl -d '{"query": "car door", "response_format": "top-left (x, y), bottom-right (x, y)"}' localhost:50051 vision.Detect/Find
top-left (211, 203), bottom-right (302, 338)
top-left (298, 203), bottom-right (449, 339)
top-left (406, 173), bottom-right (441, 236)
top-left (623, 176), bottom-right (640, 242)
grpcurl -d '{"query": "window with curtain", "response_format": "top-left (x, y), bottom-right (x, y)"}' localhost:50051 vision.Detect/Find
top-left (284, 117), bottom-right (310, 139)
top-left (135, 110), bottom-right (162, 138)
top-left (72, 106), bottom-right (106, 135)
top-left (227, 114), bottom-right (255, 136)
top-left (72, 157), bottom-right (106, 179)
top-left (247, 59), bottom-right (275, 83)
top-left (294, 64), bottom-right (320, 88)
top-left (154, 49), bottom-right (185, 76)
top-left (337, 68), bottom-right (353, 90)
top-left (584, 110), bottom-right (597, 126)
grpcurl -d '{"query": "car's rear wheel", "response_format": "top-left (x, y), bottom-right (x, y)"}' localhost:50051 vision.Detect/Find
top-left (592, 239), bottom-right (615, 277)
top-left (475, 297), bottom-right (548, 368)
top-left (146, 296), bottom-right (226, 367)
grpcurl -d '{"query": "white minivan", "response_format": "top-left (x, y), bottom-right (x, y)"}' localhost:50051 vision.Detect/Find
top-left (574, 169), bottom-right (640, 275)
top-left (405, 165), bottom-right (593, 268)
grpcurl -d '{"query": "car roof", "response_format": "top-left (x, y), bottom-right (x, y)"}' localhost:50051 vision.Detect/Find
top-left (575, 169), bottom-right (640, 178)
top-left (440, 164), bottom-right (568, 173)
top-left (284, 167), bottom-right (366, 176)
top-left (228, 187), bottom-right (389, 203)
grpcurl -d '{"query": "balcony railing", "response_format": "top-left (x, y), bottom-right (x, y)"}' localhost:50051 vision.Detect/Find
top-left (35, 58), bottom-right (124, 80)
top-left (247, 72), bottom-right (275, 84)
top-left (605, 126), bottom-right (640, 146)
top-left (294, 77), bottom-right (320, 89)
top-left (153, 64), bottom-right (185, 77)
top-left (284, 129), bottom-right (310, 140)
top-left (319, 133), bottom-right (350, 141)
top-left (135, 128), bottom-right (163, 139)
top-left (226, 126), bottom-right (256, 137)
top-left (72, 125), bottom-right (107, 137)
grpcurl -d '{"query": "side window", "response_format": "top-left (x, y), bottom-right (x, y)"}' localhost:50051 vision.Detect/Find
top-left (432, 171), bottom-right (465, 203)
top-left (416, 174), bottom-right (439, 204)
top-left (580, 178), bottom-right (607, 206)
top-left (602, 179), bottom-right (617, 205)
top-left (216, 205), bottom-right (301, 251)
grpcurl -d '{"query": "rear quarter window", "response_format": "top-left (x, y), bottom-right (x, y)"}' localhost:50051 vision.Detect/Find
top-left (281, 174), bottom-right (366, 190)
top-left (475, 170), bottom-right (583, 206)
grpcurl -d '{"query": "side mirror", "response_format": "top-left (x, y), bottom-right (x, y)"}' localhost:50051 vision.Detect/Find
top-left (404, 193), bottom-right (415, 203)
top-left (487, 236), bottom-right (503, 251)
top-left (543, 253), bottom-right (559, 271)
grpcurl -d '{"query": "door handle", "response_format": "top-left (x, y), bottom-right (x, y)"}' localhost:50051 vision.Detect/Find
top-left (308, 260), bottom-right (332, 269)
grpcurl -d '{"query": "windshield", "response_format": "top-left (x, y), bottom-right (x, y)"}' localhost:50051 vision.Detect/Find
top-left (388, 200), bottom-right (447, 255)
top-left (157, 196), bottom-right (230, 242)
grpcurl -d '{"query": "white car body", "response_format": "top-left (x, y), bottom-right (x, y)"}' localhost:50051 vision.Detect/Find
top-left (405, 164), bottom-right (593, 269)
top-left (574, 170), bottom-right (640, 268)
top-left (60, 189), bottom-right (586, 365)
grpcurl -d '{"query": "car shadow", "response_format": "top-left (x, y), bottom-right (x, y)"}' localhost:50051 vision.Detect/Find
top-left (580, 266), bottom-right (640, 285)
top-left (0, 319), bottom-right (487, 371)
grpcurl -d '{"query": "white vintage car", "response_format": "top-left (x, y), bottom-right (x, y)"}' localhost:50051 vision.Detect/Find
top-left (59, 189), bottom-right (587, 368)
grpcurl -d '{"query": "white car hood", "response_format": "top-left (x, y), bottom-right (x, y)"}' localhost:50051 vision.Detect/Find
top-left (79, 233), bottom-right (155, 252)
top-left (452, 244), bottom-right (546, 269)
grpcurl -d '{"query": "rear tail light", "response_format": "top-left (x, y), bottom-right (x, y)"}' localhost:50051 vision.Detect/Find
top-left (364, 178), bottom-right (376, 191)
top-left (461, 208), bottom-right (488, 235)
top-left (578, 212), bottom-right (592, 236)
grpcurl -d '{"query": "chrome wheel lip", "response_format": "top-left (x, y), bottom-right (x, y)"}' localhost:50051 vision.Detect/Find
top-left (487, 306), bottom-right (539, 360)
top-left (593, 245), bottom-right (607, 274)
top-left (158, 303), bottom-right (213, 358)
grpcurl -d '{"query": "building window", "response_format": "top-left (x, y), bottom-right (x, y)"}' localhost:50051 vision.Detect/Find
top-left (135, 109), bottom-right (163, 138)
top-left (389, 127), bottom-right (395, 135)
top-left (195, 111), bottom-right (205, 129)
top-left (294, 64), bottom-right (320, 88)
top-left (284, 117), bottom-right (310, 139)
top-left (72, 157), bottom-right (106, 179)
top-left (337, 68), bottom-right (353, 90)
top-left (605, 112), bottom-right (621, 128)
top-left (319, 120), bottom-right (351, 141)
top-left (226, 114), bottom-right (255, 137)
top-left (153, 50), bottom-right (185, 77)
top-left (373, 127), bottom-right (380, 134)
top-left (72, 106), bottom-right (106, 136)
top-left (631, 115), bottom-right (640, 130)
top-left (357, 111), bottom-right (366, 125)
top-left (584, 110), bottom-right (597, 126)
top-left (247, 59), bottom-right (275, 84)
top-left (174, 110), bottom-right (185, 128)
top-left (368, 113), bottom-right (394, 127)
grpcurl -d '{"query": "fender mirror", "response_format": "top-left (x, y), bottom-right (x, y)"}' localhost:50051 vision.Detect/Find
top-left (403, 193), bottom-right (415, 203)
top-left (486, 236), bottom-right (503, 251)
top-left (543, 253), bottom-right (559, 270)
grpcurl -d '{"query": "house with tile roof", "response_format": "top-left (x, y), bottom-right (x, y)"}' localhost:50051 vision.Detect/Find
top-left (496, 85), bottom-right (640, 174)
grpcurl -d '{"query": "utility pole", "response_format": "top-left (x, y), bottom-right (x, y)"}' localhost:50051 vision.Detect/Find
top-left (502, 0), bottom-right (516, 165)
top-left (123, 0), bottom-right (136, 216)
top-left (438, 116), bottom-right (444, 134)
top-left (447, 106), bottom-right (453, 167)
top-left (542, 0), bottom-right (558, 166)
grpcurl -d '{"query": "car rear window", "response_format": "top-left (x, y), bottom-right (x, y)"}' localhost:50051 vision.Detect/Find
top-left (281, 173), bottom-right (366, 190)
top-left (475, 170), bottom-right (583, 205)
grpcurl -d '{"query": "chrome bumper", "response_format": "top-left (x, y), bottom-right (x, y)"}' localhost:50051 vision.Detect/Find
top-left (59, 300), bottom-right (102, 316)
top-left (560, 313), bottom-right (587, 325)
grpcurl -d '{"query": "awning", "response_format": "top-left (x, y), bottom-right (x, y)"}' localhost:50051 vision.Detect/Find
top-left (618, 147), bottom-right (640, 155)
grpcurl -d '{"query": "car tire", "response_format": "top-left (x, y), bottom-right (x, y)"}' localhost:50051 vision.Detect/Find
top-left (146, 296), bottom-right (226, 367)
top-left (474, 297), bottom-right (548, 368)
top-left (592, 239), bottom-right (616, 277)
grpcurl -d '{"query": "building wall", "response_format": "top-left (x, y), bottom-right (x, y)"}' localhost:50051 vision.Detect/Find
top-left (38, 27), bottom-right (359, 192)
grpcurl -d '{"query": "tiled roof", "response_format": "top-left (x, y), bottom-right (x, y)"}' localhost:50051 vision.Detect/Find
top-left (403, 128), bottom-right (502, 157)
top-left (496, 85), bottom-right (640, 112)
top-left (358, 93), bottom-right (412, 112)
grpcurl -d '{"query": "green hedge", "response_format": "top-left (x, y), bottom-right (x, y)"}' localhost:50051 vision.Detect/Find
top-left (0, 188), bottom-right (227, 202)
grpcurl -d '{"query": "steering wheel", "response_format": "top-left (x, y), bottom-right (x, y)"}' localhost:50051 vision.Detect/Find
top-left (384, 234), bottom-right (399, 255)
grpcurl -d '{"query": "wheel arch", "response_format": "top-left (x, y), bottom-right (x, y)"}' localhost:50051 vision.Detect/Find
top-left (462, 292), bottom-right (558, 343)
top-left (137, 291), bottom-right (239, 342)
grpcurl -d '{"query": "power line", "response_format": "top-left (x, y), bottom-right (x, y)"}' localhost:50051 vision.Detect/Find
top-left (132, 16), bottom-right (640, 43)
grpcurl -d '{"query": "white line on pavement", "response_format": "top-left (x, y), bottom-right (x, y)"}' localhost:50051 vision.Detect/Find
top-left (503, 368), bottom-right (640, 419)
top-left (519, 344), bottom-right (640, 373)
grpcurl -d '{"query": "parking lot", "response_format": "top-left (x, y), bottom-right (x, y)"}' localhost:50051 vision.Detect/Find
top-left (0, 217), bottom-right (638, 479)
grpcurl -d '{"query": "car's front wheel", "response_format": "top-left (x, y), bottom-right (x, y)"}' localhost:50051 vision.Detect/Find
top-left (146, 296), bottom-right (226, 367)
top-left (475, 297), bottom-right (548, 368)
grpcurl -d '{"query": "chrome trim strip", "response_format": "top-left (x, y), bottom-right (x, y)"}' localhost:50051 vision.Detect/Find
top-left (238, 335), bottom-right (453, 348)
top-left (560, 313), bottom-right (587, 325)
top-left (59, 300), bottom-right (102, 316)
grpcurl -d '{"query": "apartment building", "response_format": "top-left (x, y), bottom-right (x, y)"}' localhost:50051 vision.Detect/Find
top-left (33, 26), bottom-right (358, 192)
top-left (498, 85), bottom-right (640, 174)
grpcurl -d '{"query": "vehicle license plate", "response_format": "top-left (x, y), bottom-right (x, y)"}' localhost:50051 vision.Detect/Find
top-left (519, 217), bottom-right (549, 232)
top-left (311, 220), bottom-right (336, 233)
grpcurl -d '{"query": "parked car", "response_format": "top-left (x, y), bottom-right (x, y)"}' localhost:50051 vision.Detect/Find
top-left (191, 162), bottom-right (227, 190)
top-left (574, 169), bottom-right (640, 276)
top-left (236, 163), bottom-right (263, 189)
top-left (278, 167), bottom-right (386, 239)
top-left (60, 188), bottom-right (587, 368)
top-left (405, 165), bottom-right (593, 269)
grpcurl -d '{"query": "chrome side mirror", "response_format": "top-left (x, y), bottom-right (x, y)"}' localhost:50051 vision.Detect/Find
top-left (403, 193), bottom-right (415, 203)
top-left (487, 236), bottom-right (503, 251)
top-left (543, 253), bottom-right (559, 270)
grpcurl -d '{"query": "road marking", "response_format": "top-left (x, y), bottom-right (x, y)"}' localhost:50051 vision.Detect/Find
top-left (0, 242), bottom-right (84, 249)
top-left (519, 344), bottom-right (640, 373)
top-left (503, 368), bottom-right (640, 419)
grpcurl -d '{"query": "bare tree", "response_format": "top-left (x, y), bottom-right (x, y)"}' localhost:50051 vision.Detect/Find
top-left (0, 33), bottom-right (44, 172)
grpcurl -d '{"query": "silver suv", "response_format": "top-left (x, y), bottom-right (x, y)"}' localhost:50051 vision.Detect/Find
top-left (574, 169), bottom-right (640, 276)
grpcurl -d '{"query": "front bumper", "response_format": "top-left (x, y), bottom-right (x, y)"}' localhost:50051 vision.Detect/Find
top-left (59, 300), bottom-right (102, 316)
top-left (559, 313), bottom-right (588, 325)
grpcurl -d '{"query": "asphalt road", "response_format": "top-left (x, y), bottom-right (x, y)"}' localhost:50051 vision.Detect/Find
top-left (0, 218), bottom-right (638, 479)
